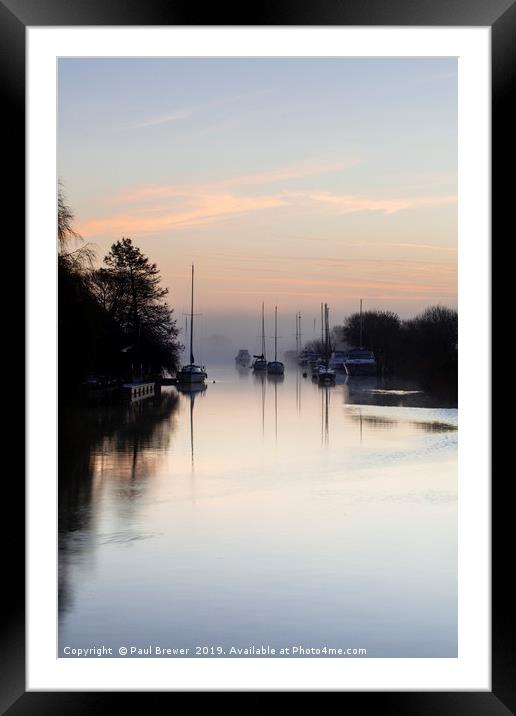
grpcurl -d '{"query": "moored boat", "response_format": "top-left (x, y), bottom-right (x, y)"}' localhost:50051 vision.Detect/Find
top-left (329, 347), bottom-right (349, 371)
top-left (176, 264), bottom-right (207, 386)
top-left (318, 365), bottom-right (336, 383)
top-left (344, 350), bottom-right (377, 376)
top-left (343, 299), bottom-right (377, 376)
top-left (177, 363), bottom-right (207, 384)
top-left (267, 306), bottom-right (285, 375)
top-left (253, 303), bottom-right (268, 371)
top-left (316, 303), bottom-right (336, 383)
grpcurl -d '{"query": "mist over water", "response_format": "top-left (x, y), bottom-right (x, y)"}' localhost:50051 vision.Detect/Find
top-left (178, 311), bottom-right (334, 365)
top-left (59, 366), bottom-right (457, 658)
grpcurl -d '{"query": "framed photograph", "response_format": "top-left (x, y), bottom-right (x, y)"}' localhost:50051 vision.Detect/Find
top-left (3, 0), bottom-right (511, 709)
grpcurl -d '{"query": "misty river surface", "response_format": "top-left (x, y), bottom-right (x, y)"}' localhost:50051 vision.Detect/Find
top-left (58, 366), bottom-right (457, 658)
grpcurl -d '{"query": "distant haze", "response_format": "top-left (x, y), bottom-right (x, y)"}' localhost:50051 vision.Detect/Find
top-left (58, 57), bottom-right (457, 363)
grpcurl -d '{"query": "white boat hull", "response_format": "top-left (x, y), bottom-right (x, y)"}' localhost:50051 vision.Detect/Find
top-left (177, 364), bottom-right (207, 384)
top-left (177, 374), bottom-right (206, 384)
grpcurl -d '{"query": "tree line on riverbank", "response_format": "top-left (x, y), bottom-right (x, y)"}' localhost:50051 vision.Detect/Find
top-left (59, 187), bottom-right (457, 396)
top-left (58, 187), bottom-right (181, 393)
top-left (338, 306), bottom-right (457, 393)
top-left (305, 306), bottom-right (457, 394)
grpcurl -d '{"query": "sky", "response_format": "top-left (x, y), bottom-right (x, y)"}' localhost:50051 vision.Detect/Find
top-left (58, 58), bottom-right (457, 362)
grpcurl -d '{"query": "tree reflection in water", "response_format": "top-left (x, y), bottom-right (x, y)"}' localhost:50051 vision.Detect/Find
top-left (58, 389), bottom-right (180, 614)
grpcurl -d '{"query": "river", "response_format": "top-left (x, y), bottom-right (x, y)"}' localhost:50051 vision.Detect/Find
top-left (58, 365), bottom-right (457, 657)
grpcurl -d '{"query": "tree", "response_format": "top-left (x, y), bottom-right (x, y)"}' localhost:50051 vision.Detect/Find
top-left (94, 238), bottom-right (181, 372)
top-left (402, 305), bottom-right (458, 367)
top-left (58, 185), bottom-right (108, 392)
top-left (340, 310), bottom-right (402, 355)
top-left (302, 339), bottom-right (326, 354)
top-left (58, 183), bottom-right (94, 274)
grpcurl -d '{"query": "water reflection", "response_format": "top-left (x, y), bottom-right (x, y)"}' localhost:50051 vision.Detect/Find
top-left (58, 390), bottom-right (180, 615)
top-left (177, 383), bottom-right (207, 472)
top-left (267, 373), bottom-right (284, 441)
top-left (343, 375), bottom-right (456, 408)
top-left (348, 412), bottom-right (398, 431)
top-left (59, 367), bottom-right (457, 657)
top-left (320, 385), bottom-right (330, 446)
top-left (235, 364), bottom-right (251, 380)
top-left (253, 371), bottom-right (267, 437)
top-left (412, 420), bottom-right (458, 433)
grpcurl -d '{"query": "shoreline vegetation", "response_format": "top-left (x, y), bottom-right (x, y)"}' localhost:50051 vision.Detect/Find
top-left (58, 187), bottom-right (457, 401)
top-left (304, 306), bottom-right (458, 399)
top-left (59, 186), bottom-right (182, 401)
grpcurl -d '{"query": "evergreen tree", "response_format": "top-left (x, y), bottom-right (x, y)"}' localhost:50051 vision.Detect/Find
top-left (94, 238), bottom-right (181, 372)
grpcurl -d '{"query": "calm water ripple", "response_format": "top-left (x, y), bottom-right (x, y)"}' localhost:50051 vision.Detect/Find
top-left (59, 367), bottom-right (457, 657)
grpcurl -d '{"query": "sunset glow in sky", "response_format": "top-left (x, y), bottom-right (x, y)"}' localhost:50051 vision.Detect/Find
top-left (58, 58), bottom-right (457, 359)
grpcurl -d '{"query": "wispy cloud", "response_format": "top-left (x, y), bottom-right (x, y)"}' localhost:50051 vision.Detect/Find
top-left (114, 159), bottom-right (358, 203)
top-left (390, 242), bottom-right (457, 252)
top-left (285, 191), bottom-right (457, 215)
top-left (215, 282), bottom-right (456, 298)
top-left (78, 160), bottom-right (456, 239)
top-left (220, 160), bottom-right (359, 188)
top-left (126, 89), bottom-right (271, 131)
top-left (129, 109), bottom-right (193, 129)
top-left (212, 266), bottom-right (455, 292)
top-left (78, 193), bottom-right (287, 236)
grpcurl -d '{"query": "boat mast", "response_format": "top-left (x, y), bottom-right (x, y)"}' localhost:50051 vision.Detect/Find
top-left (261, 302), bottom-right (266, 359)
top-left (274, 306), bottom-right (278, 361)
top-left (190, 264), bottom-right (194, 365)
top-left (359, 298), bottom-right (363, 349)
top-left (325, 303), bottom-right (330, 357)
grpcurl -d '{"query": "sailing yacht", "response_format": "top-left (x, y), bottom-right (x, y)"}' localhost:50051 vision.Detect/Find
top-left (267, 306), bottom-right (285, 375)
top-left (317, 303), bottom-right (336, 384)
top-left (344, 299), bottom-right (377, 377)
top-left (252, 302), bottom-right (268, 371)
top-left (344, 350), bottom-right (377, 376)
top-left (176, 264), bottom-right (207, 386)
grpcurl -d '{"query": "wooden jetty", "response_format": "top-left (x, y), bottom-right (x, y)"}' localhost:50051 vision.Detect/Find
top-left (122, 382), bottom-right (156, 401)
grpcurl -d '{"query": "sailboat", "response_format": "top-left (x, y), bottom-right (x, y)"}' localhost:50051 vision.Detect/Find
top-left (267, 306), bottom-right (285, 375)
top-left (344, 299), bottom-right (377, 376)
top-left (252, 302), bottom-right (268, 371)
top-left (317, 303), bottom-right (336, 384)
top-left (176, 264), bottom-right (207, 386)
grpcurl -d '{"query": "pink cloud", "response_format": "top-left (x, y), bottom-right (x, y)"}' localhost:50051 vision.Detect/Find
top-left (285, 191), bottom-right (457, 215)
top-left (78, 193), bottom-right (287, 236)
top-left (113, 159), bottom-right (359, 203)
top-left (78, 159), bottom-right (456, 240)
top-left (219, 160), bottom-right (359, 188)
top-left (214, 275), bottom-right (454, 295)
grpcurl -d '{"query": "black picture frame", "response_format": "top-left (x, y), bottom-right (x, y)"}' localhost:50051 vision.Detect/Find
top-left (2, 0), bottom-right (511, 709)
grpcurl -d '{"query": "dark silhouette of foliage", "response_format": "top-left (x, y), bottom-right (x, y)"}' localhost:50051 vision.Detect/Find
top-left (58, 188), bottom-right (182, 390)
top-left (58, 183), bottom-right (95, 275)
top-left (403, 305), bottom-right (458, 360)
top-left (91, 238), bottom-right (181, 373)
top-left (341, 310), bottom-right (401, 360)
top-left (303, 339), bottom-right (327, 354)
top-left (332, 305), bottom-right (457, 393)
top-left (401, 305), bottom-right (458, 394)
